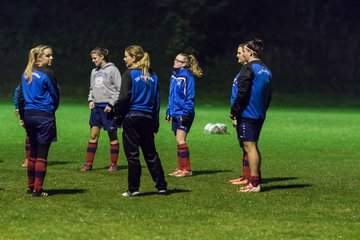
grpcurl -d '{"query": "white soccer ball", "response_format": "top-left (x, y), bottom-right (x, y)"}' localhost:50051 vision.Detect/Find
top-left (204, 123), bottom-right (213, 133)
top-left (204, 123), bottom-right (227, 134)
top-left (215, 123), bottom-right (227, 134)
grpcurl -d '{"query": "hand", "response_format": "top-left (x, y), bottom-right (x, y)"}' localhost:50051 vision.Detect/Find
top-left (15, 109), bottom-right (19, 117)
top-left (19, 120), bottom-right (25, 128)
top-left (229, 114), bottom-right (237, 128)
top-left (104, 106), bottom-right (112, 112)
top-left (165, 115), bottom-right (171, 122)
top-left (231, 118), bottom-right (237, 128)
top-left (89, 101), bottom-right (94, 109)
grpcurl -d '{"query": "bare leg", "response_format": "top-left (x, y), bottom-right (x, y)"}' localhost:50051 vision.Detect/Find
top-left (242, 141), bottom-right (261, 176)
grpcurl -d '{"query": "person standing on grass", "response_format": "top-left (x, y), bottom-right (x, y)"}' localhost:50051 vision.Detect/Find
top-left (18, 45), bottom-right (60, 197)
top-left (166, 53), bottom-right (202, 178)
top-left (80, 47), bottom-right (122, 172)
top-left (14, 85), bottom-right (30, 168)
top-left (230, 38), bottom-right (272, 192)
top-left (228, 43), bottom-right (251, 185)
top-left (116, 45), bottom-right (167, 197)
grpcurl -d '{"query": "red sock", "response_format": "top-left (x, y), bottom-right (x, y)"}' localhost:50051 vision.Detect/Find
top-left (86, 142), bottom-right (98, 166)
top-left (250, 175), bottom-right (261, 187)
top-left (242, 152), bottom-right (250, 180)
top-left (25, 136), bottom-right (30, 159)
top-left (110, 143), bottom-right (119, 165)
top-left (27, 157), bottom-right (36, 188)
top-left (178, 143), bottom-right (191, 171)
top-left (34, 158), bottom-right (47, 192)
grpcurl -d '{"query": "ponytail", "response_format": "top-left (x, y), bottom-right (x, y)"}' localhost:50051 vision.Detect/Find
top-left (179, 53), bottom-right (203, 77)
top-left (125, 45), bottom-right (151, 81)
top-left (187, 55), bottom-right (203, 77)
top-left (24, 45), bottom-right (51, 83)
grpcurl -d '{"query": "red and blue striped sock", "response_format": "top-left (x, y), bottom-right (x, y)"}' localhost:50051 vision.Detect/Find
top-left (178, 143), bottom-right (191, 171)
top-left (250, 175), bottom-right (261, 187)
top-left (110, 143), bottom-right (119, 165)
top-left (34, 158), bottom-right (47, 192)
top-left (86, 142), bottom-right (98, 166)
top-left (27, 157), bottom-right (36, 189)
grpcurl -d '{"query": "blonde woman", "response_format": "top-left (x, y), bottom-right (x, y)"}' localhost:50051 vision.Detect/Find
top-left (166, 53), bottom-right (202, 177)
top-left (18, 45), bottom-right (60, 197)
top-left (117, 45), bottom-right (167, 197)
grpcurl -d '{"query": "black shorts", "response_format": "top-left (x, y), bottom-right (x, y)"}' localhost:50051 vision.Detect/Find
top-left (24, 110), bottom-right (57, 144)
top-left (89, 106), bottom-right (117, 131)
top-left (171, 116), bottom-right (194, 134)
top-left (236, 118), bottom-right (264, 142)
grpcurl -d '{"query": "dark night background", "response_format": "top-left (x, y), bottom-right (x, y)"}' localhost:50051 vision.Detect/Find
top-left (1, 0), bottom-right (359, 105)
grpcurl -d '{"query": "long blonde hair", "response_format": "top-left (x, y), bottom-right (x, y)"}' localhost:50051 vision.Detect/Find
top-left (125, 45), bottom-right (151, 80)
top-left (178, 53), bottom-right (203, 77)
top-left (24, 45), bottom-right (51, 83)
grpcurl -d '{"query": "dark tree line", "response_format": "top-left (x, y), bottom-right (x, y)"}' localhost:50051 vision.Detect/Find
top-left (1, 0), bottom-right (359, 102)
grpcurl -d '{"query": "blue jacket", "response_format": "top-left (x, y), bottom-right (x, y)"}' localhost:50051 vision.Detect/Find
top-left (18, 67), bottom-right (59, 118)
top-left (166, 68), bottom-right (195, 118)
top-left (117, 69), bottom-right (160, 130)
top-left (13, 85), bottom-right (20, 109)
top-left (231, 60), bottom-right (272, 120)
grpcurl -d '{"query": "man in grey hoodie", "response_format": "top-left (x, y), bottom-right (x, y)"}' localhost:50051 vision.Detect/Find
top-left (81, 47), bottom-right (122, 172)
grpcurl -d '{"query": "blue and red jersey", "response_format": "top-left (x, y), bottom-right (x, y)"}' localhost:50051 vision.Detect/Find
top-left (231, 60), bottom-right (272, 120)
top-left (18, 67), bottom-right (60, 118)
top-left (166, 68), bottom-right (195, 118)
top-left (117, 68), bottom-right (160, 124)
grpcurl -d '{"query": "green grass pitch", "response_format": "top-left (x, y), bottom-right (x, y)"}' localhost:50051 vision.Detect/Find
top-left (0, 103), bottom-right (359, 239)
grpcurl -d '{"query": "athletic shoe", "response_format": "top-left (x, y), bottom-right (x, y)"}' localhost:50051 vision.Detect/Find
top-left (22, 159), bottom-right (28, 168)
top-left (230, 178), bottom-right (249, 185)
top-left (32, 190), bottom-right (48, 197)
top-left (174, 170), bottom-right (193, 177)
top-left (26, 187), bottom-right (33, 194)
top-left (158, 189), bottom-right (168, 195)
top-left (168, 169), bottom-right (181, 176)
top-left (122, 191), bottom-right (140, 197)
top-left (108, 164), bottom-right (118, 172)
top-left (228, 177), bottom-right (243, 183)
top-left (238, 183), bottom-right (261, 193)
top-left (80, 164), bottom-right (92, 172)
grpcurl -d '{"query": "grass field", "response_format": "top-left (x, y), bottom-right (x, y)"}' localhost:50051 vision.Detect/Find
top-left (0, 103), bottom-right (359, 239)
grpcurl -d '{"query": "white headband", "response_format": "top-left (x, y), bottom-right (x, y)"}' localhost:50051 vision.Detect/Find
top-left (245, 45), bottom-right (257, 54)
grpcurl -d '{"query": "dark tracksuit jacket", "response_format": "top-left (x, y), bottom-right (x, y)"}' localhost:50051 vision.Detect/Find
top-left (116, 68), bottom-right (160, 131)
top-left (231, 60), bottom-right (272, 121)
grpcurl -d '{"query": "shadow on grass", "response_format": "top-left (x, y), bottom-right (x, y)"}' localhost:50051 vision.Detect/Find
top-left (47, 189), bottom-right (87, 196)
top-left (48, 161), bottom-right (73, 166)
top-left (261, 184), bottom-right (312, 192)
top-left (262, 177), bottom-right (298, 184)
top-left (192, 169), bottom-right (232, 176)
top-left (136, 188), bottom-right (191, 197)
top-left (0, 188), bottom-right (4, 191)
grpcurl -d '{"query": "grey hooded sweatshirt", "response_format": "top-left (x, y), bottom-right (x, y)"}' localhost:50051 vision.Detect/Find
top-left (88, 62), bottom-right (121, 106)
